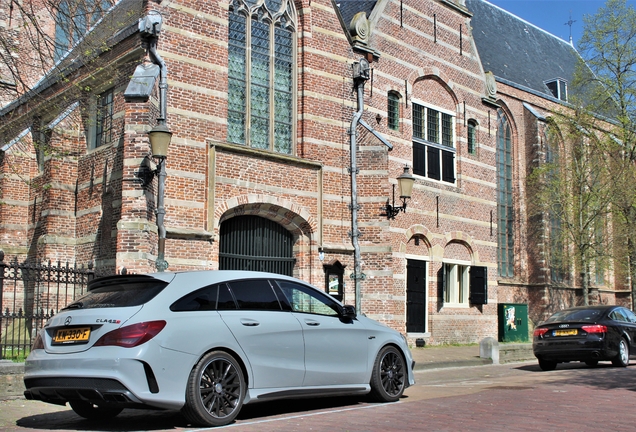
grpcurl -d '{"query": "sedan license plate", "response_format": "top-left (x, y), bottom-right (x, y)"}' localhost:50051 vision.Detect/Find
top-left (53, 327), bottom-right (91, 344)
top-left (554, 329), bottom-right (578, 336)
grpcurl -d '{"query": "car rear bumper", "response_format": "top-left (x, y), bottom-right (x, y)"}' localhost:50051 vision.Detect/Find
top-left (533, 340), bottom-right (618, 362)
top-left (23, 344), bottom-right (196, 410)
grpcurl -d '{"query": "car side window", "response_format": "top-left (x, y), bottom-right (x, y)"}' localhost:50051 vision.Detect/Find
top-left (171, 284), bottom-right (235, 311)
top-left (228, 279), bottom-right (282, 311)
top-left (610, 309), bottom-right (628, 322)
top-left (621, 308), bottom-right (636, 324)
top-left (275, 280), bottom-right (340, 317)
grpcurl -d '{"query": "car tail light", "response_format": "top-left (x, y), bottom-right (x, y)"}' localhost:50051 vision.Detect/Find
top-left (533, 328), bottom-right (549, 337)
top-left (582, 324), bottom-right (607, 334)
top-left (31, 333), bottom-right (44, 350)
top-left (94, 321), bottom-right (166, 348)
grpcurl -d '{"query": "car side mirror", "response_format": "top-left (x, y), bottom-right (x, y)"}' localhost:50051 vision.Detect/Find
top-left (341, 305), bottom-right (357, 320)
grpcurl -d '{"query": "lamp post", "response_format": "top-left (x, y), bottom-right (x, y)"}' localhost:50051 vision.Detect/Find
top-left (148, 123), bottom-right (172, 272)
top-left (141, 11), bottom-right (172, 272)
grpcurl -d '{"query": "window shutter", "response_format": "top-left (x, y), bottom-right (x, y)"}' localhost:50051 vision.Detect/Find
top-left (427, 146), bottom-right (440, 180)
top-left (442, 149), bottom-right (455, 183)
top-left (439, 264), bottom-right (447, 303)
top-left (413, 141), bottom-right (426, 176)
top-left (469, 266), bottom-right (487, 305)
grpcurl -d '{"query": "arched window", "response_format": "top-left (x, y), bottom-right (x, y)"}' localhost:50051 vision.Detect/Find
top-left (497, 110), bottom-right (514, 278)
top-left (387, 91), bottom-right (400, 131)
top-left (228, 0), bottom-right (297, 154)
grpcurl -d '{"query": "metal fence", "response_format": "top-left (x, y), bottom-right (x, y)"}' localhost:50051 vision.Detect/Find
top-left (0, 251), bottom-right (96, 360)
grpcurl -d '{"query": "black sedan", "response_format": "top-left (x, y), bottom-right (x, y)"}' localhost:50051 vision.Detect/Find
top-left (533, 305), bottom-right (636, 371)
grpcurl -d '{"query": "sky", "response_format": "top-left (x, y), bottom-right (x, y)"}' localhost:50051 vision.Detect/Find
top-left (486, 0), bottom-right (636, 47)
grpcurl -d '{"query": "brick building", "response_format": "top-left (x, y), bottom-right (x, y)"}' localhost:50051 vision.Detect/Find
top-left (0, 0), bottom-right (627, 344)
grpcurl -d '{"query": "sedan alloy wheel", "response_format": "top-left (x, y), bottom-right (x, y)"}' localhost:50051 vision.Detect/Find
top-left (182, 351), bottom-right (246, 427)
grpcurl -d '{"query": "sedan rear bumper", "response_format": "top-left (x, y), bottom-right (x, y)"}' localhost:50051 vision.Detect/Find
top-left (533, 340), bottom-right (618, 362)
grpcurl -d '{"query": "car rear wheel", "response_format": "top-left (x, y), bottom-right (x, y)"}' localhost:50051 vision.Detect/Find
top-left (538, 358), bottom-right (557, 371)
top-left (182, 350), bottom-right (246, 427)
top-left (369, 345), bottom-right (407, 402)
top-left (68, 400), bottom-right (123, 420)
top-left (612, 338), bottom-right (630, 367)
top-left (584, 359), bottom-right (598, 367)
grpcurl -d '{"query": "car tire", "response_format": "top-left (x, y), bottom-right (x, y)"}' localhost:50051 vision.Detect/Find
top-left (182, 350), bottom-right (246, 427)
top-left (538, 358), bottom-right (557, 371)
top-left (611, 338), bottom-right (630, 367)
top-left (584, 359), bottom-right (598, 367)
top-left (369, 345), bottom-right (407, 402)
top-left (68, 400), bottom-right (123, 420)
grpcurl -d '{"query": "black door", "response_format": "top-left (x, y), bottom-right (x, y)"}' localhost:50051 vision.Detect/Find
top-left (219, 215), bottom-right (295, 276)
top-left (406, 260), bottom-right (427, 333)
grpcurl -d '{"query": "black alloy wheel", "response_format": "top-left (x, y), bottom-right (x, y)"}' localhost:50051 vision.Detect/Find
top-left (369, 345), bottom-right (407, 402)
top-left (182, 351), bottom-right (246, 427)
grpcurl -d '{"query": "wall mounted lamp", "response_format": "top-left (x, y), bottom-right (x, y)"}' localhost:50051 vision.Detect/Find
top-left (383, 165), bottom-right (415, 219)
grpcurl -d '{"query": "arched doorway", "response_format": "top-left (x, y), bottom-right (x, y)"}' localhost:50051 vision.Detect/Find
top-left (219, 215), bottom-right (295, 276)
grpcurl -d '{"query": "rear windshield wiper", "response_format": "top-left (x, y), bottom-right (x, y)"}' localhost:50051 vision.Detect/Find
top-left (62, 301), bottom-right (84, 310)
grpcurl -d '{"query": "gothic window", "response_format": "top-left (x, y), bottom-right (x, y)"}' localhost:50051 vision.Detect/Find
top-left (497, 111), bottom-right (514, 278)
top-left (228, 0), bottom-right (297, 155)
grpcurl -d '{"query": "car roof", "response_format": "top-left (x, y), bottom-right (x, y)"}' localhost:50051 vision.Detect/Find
top-left (88, 270), bottom-right (309, 291)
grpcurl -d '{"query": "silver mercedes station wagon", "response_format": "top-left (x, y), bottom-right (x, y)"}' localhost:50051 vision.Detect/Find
top-left (24, 270), bottom-right (415, 427)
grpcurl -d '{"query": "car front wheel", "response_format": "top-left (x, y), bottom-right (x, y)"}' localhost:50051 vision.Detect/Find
top-left (68, 400), bottom-right (123, 420)
top-left (612, 338), bottom-right (630, 367)
top-left (369, 345), bottom-right (407, 402)
top-left (182, 350), bottom-right (246, 427)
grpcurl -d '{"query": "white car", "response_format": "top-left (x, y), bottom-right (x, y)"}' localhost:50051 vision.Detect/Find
top-left (24, 270), bottom-right (415, 427)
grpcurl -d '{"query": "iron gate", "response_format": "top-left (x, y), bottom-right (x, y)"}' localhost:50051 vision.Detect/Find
top-left (219, 215), bottom-right (295, 276)
top-left (0, 252), bottom-right (96, 360)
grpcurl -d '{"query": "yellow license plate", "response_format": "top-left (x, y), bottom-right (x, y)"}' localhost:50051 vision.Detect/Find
top-left (53, 327), bottom-right (91, 344)
top-left (554, 329), bottom-right (578, 336)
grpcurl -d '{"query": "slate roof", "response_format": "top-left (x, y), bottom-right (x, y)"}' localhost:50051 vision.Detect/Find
top-left (335, 0), bottom-right (377, 28)
top-left (466, 0), bottom-right (583, 101)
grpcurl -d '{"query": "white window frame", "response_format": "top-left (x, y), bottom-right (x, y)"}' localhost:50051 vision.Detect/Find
top-left (444, 262), bottom-right (470, 308)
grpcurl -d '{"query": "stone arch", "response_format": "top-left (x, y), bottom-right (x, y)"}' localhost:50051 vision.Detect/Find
top-left (442, 231), bottom-right (478, 264)
top-left (399, 224), bottom-right (433, 255)
top-left (216, 194), bottom-right (316, 279)
top-left (409, 70), bottom-right (460, 109)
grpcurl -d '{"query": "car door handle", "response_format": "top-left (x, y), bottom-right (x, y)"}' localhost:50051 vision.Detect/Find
top-left (304, 320), bottom-right (320, 326)
top-left (240, 319), bottom-right (260, 327)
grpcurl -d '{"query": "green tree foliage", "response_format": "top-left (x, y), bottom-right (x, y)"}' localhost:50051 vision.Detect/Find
top-left (573, 0), bottom-right (636, 308)
top-left (530, 111), bottom-right (614, 305)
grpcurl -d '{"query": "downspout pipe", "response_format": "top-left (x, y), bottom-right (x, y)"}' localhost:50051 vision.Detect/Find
top-left (350, 59), bottom-right (370, 314)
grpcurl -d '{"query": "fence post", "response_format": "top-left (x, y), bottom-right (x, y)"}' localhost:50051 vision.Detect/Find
top-left (0, 250), bottom-right (5, 359)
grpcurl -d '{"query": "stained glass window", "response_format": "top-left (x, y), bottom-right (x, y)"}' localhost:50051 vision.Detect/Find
top-left (228, 0), bottom-right (296, 155)
top-left (497, 111), bottom-right (514, 278)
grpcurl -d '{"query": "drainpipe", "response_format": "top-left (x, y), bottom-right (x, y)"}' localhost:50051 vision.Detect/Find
top-left (350, 59), bottom-right (370, 314)
top-left (349, 59), bottom-right (394, 314)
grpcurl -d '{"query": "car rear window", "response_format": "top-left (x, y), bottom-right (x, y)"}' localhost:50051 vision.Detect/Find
top-left (544, 308), bottom-right (604, 323)
top-left (62, 276), bottom-right (168, 310)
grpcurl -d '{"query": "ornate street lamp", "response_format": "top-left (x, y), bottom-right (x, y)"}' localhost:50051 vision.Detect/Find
top-left (383, 165), bottom-right (415, 219)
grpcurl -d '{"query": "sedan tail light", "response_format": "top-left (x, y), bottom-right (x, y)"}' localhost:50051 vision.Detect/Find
top-left (533, 328), bottom-right (549, 337)
top-left (94, 321), bottom-right (166, 348)
top-left (581, 324), bottom-right (607, 334)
